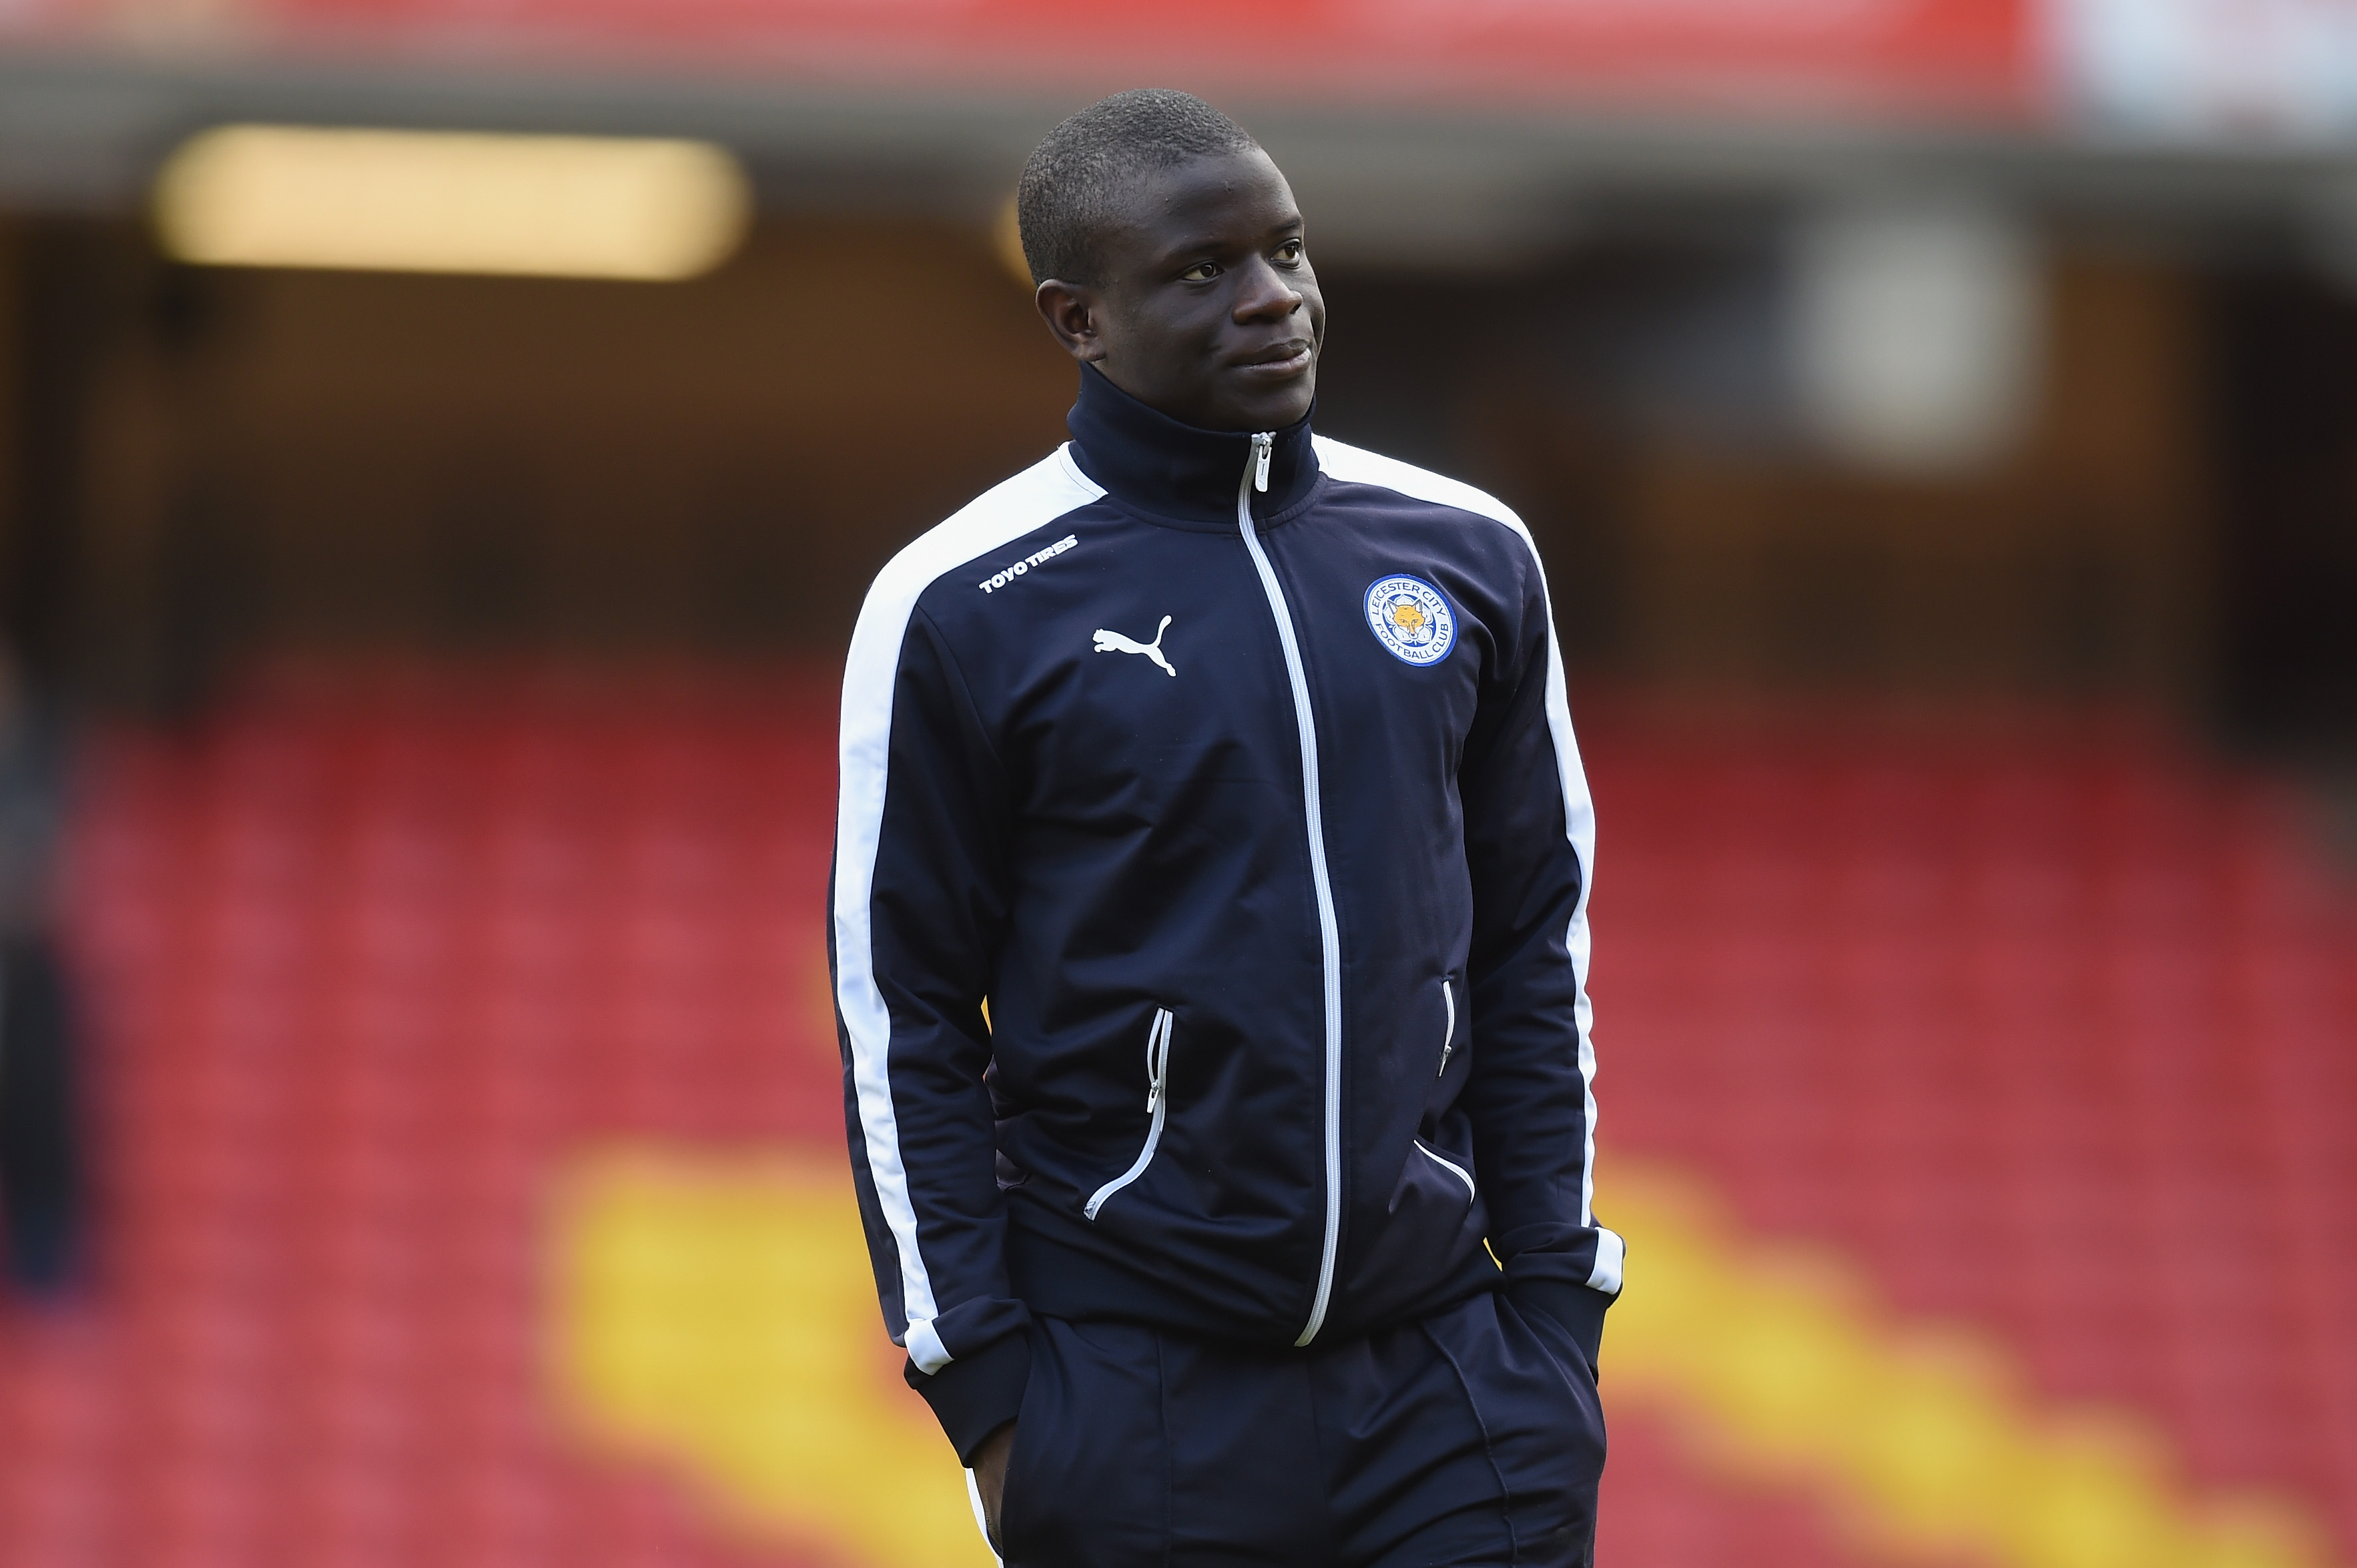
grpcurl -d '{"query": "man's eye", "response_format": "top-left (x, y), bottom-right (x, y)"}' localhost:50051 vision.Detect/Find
top-left (1275, 240), bottom-right (1304, 264)
top-left (1181, 262), bottom-right (1221, 282)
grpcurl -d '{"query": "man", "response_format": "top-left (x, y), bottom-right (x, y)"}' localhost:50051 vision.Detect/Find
top-left (0, 648), bottom-right (76, 1293)
top-left (833, 89), bottom-right (1620, 1566)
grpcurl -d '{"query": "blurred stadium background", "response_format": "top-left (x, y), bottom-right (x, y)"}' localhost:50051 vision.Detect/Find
top-left (0, 2), bottom-right (2354, 1566)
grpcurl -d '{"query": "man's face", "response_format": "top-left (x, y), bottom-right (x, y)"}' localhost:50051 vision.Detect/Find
top-left (1036, 148), bottom-right (1325, 433)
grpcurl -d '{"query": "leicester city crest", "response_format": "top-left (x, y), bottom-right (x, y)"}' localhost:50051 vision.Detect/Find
top-left (1363, 574), bottom-right (1455, 666)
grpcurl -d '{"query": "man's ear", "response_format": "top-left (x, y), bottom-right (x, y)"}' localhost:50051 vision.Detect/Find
top-left (1035, 280), bottom-right (1108, 364)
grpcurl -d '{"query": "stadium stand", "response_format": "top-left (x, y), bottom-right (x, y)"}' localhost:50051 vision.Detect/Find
top-left (1594, 697), bottom-right (2357, 1565)
top-left (0, 667), bottom-right (2348, 1568)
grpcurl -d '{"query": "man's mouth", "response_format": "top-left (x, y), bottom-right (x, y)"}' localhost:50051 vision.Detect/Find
top-left (1235, 340), bottom-right (1315, 377)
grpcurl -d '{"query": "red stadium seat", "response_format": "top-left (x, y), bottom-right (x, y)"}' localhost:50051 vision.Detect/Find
top-left (1, 675), bottom-right (2349, 1567)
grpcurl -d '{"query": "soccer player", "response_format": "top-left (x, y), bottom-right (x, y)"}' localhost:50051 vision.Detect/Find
top-left (832, 89), bottom-right (1620, 1567)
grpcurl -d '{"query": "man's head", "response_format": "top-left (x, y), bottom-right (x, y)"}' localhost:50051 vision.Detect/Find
top-left (1019, 89), bottom-right (1323, 433)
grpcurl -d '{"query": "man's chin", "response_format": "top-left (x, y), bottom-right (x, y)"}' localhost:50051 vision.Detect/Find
top-left (1212, 374), bottom-right (1315, 432)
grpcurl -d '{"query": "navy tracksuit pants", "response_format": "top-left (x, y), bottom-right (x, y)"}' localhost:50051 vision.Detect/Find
top-left (997, 1290), bottom-right (1605, 1567)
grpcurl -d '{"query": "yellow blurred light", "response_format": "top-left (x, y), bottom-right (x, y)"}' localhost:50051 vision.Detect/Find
top-left (1605, 1163), bottom-right (2334, 1568)
top-left (552, 1148), bottom-right (992, 1568)
top-left (153, 125), bottom-right (751, 281)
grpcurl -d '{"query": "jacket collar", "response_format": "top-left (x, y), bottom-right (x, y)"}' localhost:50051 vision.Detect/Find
top-left (1065, 365), bottom-right (1321, 530)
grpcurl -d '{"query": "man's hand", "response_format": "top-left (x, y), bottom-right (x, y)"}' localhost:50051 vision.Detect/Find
top-left (974, 1423), bottom-right (1016, 1553)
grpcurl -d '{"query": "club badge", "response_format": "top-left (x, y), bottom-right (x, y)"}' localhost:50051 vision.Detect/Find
top-left (1363, 575), bottom-right (1455, 667)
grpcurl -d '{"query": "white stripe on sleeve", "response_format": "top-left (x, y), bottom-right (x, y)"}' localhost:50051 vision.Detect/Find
top-left (834, 446), bottom-right (1104, 1369)
top-left (1588, 1227), bottom-right (1626, 1296)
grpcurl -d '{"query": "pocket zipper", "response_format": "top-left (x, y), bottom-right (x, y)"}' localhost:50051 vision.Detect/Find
top-left (1437, 977), bottom-right (1457, 1076)
top-left (1084, 1008), bottom-right (1174, 1220)
top-left (1414, 1138), bottom-right (1477, 1203)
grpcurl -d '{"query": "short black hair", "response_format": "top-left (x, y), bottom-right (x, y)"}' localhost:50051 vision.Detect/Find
top-left (1016, 89), bottom-right (1261, 286)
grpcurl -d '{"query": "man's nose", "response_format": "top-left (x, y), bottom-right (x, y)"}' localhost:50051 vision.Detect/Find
top-left (1232, 257), bottom-right (1305, 322)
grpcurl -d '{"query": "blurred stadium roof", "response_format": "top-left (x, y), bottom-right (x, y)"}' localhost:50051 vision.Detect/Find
top-left (4, 0), bottom-right (2357, 254)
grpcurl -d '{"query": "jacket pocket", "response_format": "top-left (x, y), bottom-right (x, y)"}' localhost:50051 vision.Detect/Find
top-left (1084, 1007), bottom-right (1174, 1220)
top-left (1436, 975), bottom-right (1458, 1076)
top-left (1413, 1137), bottom-right (1477, 1205)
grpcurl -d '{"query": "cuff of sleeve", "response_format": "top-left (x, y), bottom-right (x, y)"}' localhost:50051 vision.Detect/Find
top-left (1513, 1278), bottom-right (1613, 1380)
top-left (905, 1329), bottom-right (1031, 1467)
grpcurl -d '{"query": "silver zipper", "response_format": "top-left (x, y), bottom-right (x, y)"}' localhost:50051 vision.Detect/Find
top-left (1437, 977), bottom-right (1457, 1076)
top-left (1237, 430), bottom-right (1345, 1347)
top-left (1084, 1008), bottom-right (1174, 1220)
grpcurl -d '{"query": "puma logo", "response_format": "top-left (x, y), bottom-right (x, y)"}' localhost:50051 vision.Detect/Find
top-left (1092, 616), bottom-right (1176, 678)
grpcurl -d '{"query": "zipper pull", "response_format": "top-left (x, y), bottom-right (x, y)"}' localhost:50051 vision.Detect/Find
top-left (1146, 1008), bottom-right (1170, 1112)
top-left (1252, 432), bottom-right (1273, 493)
top-left (1438, 977), bottom-right (1456, 1076)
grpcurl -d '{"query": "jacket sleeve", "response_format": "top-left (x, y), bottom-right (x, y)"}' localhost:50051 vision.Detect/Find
top-left (831, 597), bottom-right (1030, 1465)
top-left (1456, 528), bottom-right (1624, 1375)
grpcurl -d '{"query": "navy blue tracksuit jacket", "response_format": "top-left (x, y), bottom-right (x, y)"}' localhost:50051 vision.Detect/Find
top-left (831, 368), bottom-right (1624, 1485)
